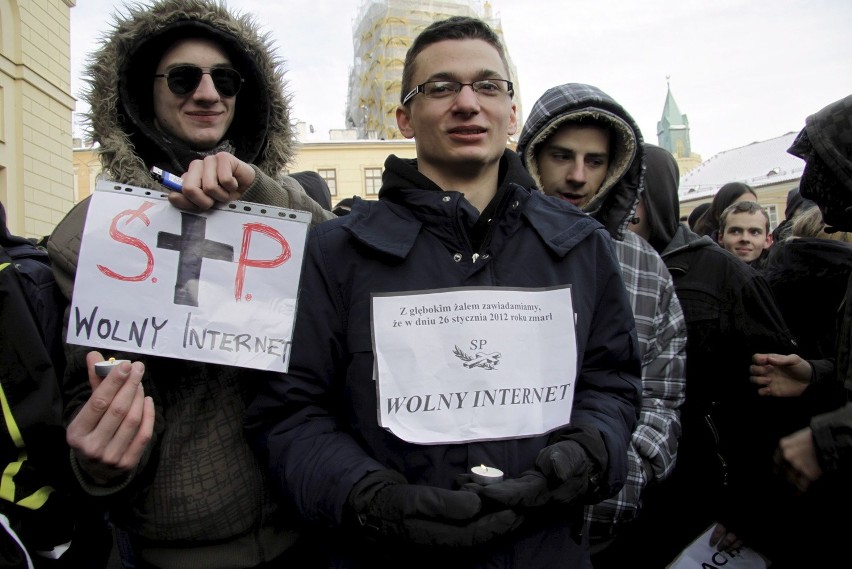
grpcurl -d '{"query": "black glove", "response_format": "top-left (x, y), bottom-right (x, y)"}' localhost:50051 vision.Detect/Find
top-left (469, 441), bottom-right (595, 510)
top-left (348, 469), bottom-right (523, 548)
top-left (535, 439), bottom-right (594, 501)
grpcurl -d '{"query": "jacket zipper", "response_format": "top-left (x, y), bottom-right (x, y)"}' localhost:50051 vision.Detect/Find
top-left (704, 413), bottom-right (729, 488)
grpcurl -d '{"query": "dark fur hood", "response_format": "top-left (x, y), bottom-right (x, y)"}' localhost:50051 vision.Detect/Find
top-left (80, 0), bottom-right (295, 188)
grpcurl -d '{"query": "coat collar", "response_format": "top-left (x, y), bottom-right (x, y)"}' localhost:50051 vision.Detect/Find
top-left (342, 186), bottom-right (603, 261)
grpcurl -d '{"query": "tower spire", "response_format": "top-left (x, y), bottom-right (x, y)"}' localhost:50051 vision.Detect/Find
top-left (657, 78), bottom-right (691, 158)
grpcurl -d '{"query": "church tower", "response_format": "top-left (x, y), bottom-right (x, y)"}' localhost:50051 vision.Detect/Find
top-left (657, 78), bottom-right (701, 175)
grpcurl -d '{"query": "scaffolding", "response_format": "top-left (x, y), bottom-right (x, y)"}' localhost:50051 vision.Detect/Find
top-left (345, 0), bottom-right (520, 140)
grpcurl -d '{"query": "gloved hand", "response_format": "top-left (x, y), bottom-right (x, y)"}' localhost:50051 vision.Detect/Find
top-left (348, 469), bottom-right (523, 548)
top-left (469, 441), bottom-right (596, 510)
top-left (465, 469), bottom-right (552, 509)
top-left (535, 439), bottom-right (595, 502)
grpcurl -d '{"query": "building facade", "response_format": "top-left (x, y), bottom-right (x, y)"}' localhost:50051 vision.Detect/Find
top-left (0, 0), bottom-right (76, 239)
top-left (678, 131), bottom-right (804, 229)
top-left (286, 137), bottom-right (417, 206)
top-left (345, 0), bottom-right (521, 140)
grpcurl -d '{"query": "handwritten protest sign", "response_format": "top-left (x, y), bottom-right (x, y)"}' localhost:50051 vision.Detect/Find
top-left (67, 180), bottom-right (310, 372)
top-left (372, 286), bottom-right (578, 444)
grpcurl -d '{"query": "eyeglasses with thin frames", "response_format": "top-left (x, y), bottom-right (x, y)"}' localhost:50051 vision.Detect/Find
top-left (154, 65), bottom-right (244, 97)
top-left (402, 79), bottom-right (514, 105)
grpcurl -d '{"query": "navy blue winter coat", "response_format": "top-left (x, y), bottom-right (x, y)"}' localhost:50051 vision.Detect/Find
top-left (246, 151), bottom-right (641, 568)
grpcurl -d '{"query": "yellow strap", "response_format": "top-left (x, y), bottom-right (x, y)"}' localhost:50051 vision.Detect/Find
top-left (0, 383), bottom-right (24, 448)
top-left (17, 485), bottom-right (54, 509)
top-left (0, 376), bottom-right (55, 510)
top-left (0, 453), bottom-right (24, 501)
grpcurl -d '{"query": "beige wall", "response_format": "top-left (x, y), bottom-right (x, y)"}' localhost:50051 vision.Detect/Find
top-left (0, 0), bottom-right (76, 239)
top-left (287, 139), bottom-right (417, 204)
top-left (72, 143), bottom-right (98, 200)
top-left (675, 154), bottom-right (702, 178)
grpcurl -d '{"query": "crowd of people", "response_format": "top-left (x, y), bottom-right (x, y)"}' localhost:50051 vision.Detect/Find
top-left (1, 1), bottom-right (850, 567)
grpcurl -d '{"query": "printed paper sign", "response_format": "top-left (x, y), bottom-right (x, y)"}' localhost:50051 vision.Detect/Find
top-left (67, 180), bottom-right (310, 372)
top-left (372, 286), bottom-right (577, 444)
top-left (668, 525), bottom-right (768, 569)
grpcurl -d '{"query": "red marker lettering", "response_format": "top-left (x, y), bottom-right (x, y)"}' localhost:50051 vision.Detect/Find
top-left (97, 202), bottom-right (156, 282)
top-left (235, 223), bottom-right (291, 301)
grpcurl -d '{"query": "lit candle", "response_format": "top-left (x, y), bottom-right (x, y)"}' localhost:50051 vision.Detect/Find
top-left (470, 464), bottom-right (504, 485)
top-left (94, 357), bottom-right (130, 378)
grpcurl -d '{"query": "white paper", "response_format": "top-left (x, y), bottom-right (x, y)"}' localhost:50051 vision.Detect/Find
top-left (372, 286), bottom-right (577, 444)
top-left (67, 181), bottom-right (309, 372)
top-left (668, 525), bottom-right (768, 569)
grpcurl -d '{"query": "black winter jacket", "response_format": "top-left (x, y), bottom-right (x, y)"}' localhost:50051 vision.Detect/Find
top-left (246, 150), bottom-right (642, 568)
top-left (631, 145), bottom-right (800, 565)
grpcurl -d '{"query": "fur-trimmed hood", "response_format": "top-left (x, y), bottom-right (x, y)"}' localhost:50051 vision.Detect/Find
top-left (81, 0), bottom-right (295, 188)
top-left (517, 83), bottom-right (644, 239)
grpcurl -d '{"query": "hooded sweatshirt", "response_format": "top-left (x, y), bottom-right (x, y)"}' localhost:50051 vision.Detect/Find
top-left (46, 1), bottom-right (329, 566)
top-left (516, 86), bottom-right (687, 545)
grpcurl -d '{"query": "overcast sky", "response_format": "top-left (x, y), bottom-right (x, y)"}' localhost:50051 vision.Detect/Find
top-left (70, 0), bottom-right (851, 159)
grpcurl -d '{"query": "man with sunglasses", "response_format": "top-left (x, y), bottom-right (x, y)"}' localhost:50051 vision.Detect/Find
top-left (46, 1), bottom-right (332, 567)
top-left (246, 16), bottom-right (641, 568)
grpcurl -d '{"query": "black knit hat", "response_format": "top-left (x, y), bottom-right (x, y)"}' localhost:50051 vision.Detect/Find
top-left (783, 187), bottom-right (816, 220)
top-left (687, 202), bottom-right (710, 230)
top-left (788, 94), bottom-right (852, 231)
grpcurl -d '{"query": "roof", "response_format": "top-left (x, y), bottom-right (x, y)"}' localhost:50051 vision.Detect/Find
top-left (679, 131), bottom-right (805, 200)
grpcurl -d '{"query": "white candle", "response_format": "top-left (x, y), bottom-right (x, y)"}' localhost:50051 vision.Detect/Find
top-left (470, 464), bottom-right (504, 485)
top-left (94, 358), bottom-right (130, 378)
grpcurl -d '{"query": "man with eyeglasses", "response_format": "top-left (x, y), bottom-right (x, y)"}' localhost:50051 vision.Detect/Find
top-left (45, 1), bottom-right (333, 567)
top-left (246, 16), bottom-right (641, 568)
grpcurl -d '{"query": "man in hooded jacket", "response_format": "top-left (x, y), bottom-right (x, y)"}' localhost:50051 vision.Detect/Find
top-left (619, 143), bottom-right (801, 566)
top-left (515, 83), bottom-right (687, 564)
top-left (46, 1), bottom-right (333, 567)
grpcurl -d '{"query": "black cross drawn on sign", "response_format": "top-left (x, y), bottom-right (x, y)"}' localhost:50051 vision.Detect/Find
top-left (158, 212), bottom-right (234, 307)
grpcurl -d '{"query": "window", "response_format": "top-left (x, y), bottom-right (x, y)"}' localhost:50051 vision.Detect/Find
top-left (365, 167), bottom-right (382, 195)
top-left (765, 204), bottom-right (779, 232)
top-left (318, 169), bottom-right (337, 196)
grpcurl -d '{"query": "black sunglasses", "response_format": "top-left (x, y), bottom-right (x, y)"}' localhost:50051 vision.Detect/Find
top-left (154, 65), bottom-right (244, 97)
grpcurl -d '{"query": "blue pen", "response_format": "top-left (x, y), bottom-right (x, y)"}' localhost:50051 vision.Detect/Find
top-left (151, 166), bottom-right (183, 192)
